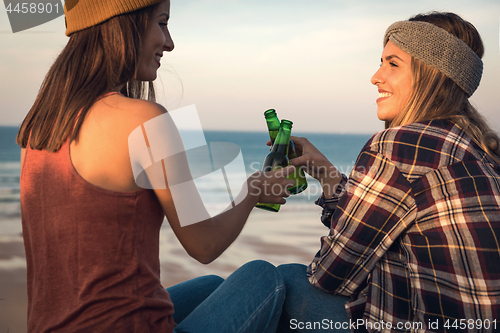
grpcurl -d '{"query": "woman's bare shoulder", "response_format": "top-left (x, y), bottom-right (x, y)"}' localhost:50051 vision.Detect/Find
top-left (70, 94), bottom-right (169, 192)
top-left (94, 94), bottom-right (167, 132)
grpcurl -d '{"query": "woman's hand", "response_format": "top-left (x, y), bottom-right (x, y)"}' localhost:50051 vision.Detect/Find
top-left (247, 165), bottom-right (296, 204)
top-left (288, 136), bottom-right (344, 198)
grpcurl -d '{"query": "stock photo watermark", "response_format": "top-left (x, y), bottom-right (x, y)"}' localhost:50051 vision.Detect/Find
top-left (289, 318), bottom-right (424, 331)
top-left (128, 105), bottom-right (248, 227)
top-left (288, 318), bottom-right (498, 331)
top-left (128, 105), bottom-right (370, 227)
top-left (3, 0), bottom-right (65, 33)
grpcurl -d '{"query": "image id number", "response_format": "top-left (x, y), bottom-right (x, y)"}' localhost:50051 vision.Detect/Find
top-left (444, 319), bottom-right (497, 330)
top-left (5, 2), bottom-right (60, 14)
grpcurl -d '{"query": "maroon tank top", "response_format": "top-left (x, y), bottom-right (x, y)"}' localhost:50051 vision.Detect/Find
top-left (20, 139), bottom-right (175, 332)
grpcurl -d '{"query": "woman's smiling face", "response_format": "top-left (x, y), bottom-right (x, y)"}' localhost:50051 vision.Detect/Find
top-left (136, 1), bottom-right (174, 82)
top-left (370, 41), bottom-right (413, 122)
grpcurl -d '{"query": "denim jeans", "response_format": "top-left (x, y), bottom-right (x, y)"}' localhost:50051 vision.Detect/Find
top-left (276, 264), bottom-right (350, 333)
top-left (167, 260), bottom-right (286, 333)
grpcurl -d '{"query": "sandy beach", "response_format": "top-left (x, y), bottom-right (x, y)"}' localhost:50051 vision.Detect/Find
top-left (0, 239), bottom-right (27, 333)
top-left (0, 207), bottom-right (327, 332)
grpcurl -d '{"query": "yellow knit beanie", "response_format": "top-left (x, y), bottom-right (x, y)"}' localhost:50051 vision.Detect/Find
top-left (64, 0), bottom-right (165, 36)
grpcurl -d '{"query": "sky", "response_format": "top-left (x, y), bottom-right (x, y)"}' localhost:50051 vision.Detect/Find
top-left (0, 0), bottom-right (498, 134)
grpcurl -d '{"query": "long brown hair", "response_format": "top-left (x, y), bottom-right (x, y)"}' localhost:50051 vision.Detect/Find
top-left (16, 3), bottom-right (160, 152)
top-left (387, 12), bottom-right (500, 163)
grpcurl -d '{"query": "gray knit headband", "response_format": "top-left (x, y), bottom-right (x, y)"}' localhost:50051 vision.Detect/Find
top-left (384, 21), bottom-right (483, 97)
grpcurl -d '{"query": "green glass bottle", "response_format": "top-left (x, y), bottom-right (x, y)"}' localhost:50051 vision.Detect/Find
top-left (286, 140), bottom-right (308, 194)
top-left (264, 109), bottom-right (281, 144)
top-left (255, 120), bottom-right (293, 212)
top-left (263, 109), bottom-right (307, 194)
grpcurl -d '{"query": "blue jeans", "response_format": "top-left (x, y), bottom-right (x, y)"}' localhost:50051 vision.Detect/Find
top-left (276, 264), bottom-right (350, 333)
top-left (167, 260), bottom-right (286, 333)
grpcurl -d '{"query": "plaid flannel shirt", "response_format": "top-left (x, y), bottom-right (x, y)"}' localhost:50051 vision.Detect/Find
top-left (308, 120), bottom-right (500, 332)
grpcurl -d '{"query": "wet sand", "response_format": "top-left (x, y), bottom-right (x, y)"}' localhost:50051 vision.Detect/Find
top-left (0, 240), bottom-right (27, 333)
top-left (160, 209), bottom-right (327, 286)
top-left (0, 208), bottom-right (327, 332)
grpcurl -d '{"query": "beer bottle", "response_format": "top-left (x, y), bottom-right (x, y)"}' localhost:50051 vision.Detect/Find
top-left (287, 141), bottom-right (308, 194)
top-left (263, 109), bottom-right (307, 194)
top-left (255, 120), bottom-right (293, 212)
top-left (264, 109), bottom-right (281, 144)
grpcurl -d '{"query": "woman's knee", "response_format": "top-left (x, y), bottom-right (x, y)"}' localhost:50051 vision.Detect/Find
top-left (277, 263), bottom-right (308, 287)
top-left (277, 263), bottom-right (307, 276)
top-left (201, 274), bottom-right (225, 289)
top-left (231, 260), bottom-right (286, 295)
top-left (239, 260), bottom-right (283, 281)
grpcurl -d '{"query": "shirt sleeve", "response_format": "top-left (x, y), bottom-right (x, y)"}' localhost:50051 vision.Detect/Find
top-left (307, 148), bottom-right (415, 296)
top-left (315, 173), bottom-right (348, 228)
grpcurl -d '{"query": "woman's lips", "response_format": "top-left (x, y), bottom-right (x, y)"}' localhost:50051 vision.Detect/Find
top-left (154, 54), bottom-right (162, 66)
top-left (377, 91), bottom-right (392, 103)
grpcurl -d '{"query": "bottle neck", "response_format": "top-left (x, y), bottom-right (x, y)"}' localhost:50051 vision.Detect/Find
top-left (271, 126), bottom-right (291, 155)
top-left (271, 141), bottom-right (289, 155)
top-left (266, 117), bottom-right (281, 143)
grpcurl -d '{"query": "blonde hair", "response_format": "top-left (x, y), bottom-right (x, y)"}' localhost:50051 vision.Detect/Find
top-left (386, 12), bottom-right (500, 163)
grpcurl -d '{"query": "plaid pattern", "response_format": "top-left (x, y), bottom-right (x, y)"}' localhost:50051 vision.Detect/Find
top-left (308, 120), bottom-right (500, 332)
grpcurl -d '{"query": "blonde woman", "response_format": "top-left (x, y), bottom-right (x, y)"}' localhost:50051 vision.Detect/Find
top-left (278, 12), bottom-right (500, 332)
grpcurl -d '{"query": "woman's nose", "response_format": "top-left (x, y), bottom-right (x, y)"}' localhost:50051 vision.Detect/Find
top-left (164, 30), bottom-right (174, 52)
top-left (371, 67), bottom-right (383, 86)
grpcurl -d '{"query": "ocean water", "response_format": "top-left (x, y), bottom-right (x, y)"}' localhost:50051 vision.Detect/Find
top-left (0, 126), bottom-right (371, 230)
top-left (196, 130), bottom-right (371, 214)
top-left (0, 126), bottom-right (371, 273)
top-left (0, 127), bottom-right (22, 242)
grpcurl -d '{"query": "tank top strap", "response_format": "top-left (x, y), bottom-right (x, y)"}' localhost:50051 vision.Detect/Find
top-left (98, 91), bottom-right (122, 100)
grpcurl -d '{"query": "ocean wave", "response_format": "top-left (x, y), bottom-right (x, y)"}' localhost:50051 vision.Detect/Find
top-left (0, 256), bottom-right (26, 270)
top-left (0, 188), bottom-right (20, 195)
top-left (0, 195), bottom-right (19, 202)
top-left (0, 176), bottom-right (20, 185)
top-left (0, 186), bottom-right (21, 207)
top-left (0, 161), bottom-right (21, 170)
top-left (0, 203), bottom-right (21, 217)
top-left (0, 235), bottom-right (23, 243)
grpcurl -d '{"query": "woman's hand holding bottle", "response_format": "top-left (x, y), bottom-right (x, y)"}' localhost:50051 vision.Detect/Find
top-left (288, 136), bottom-right (343, 199)
top-left (247, 166), bottom-right (296, 205)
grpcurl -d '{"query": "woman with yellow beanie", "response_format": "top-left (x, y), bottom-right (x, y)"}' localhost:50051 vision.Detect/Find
top-left (17, 1), bottom-right (293, 332)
